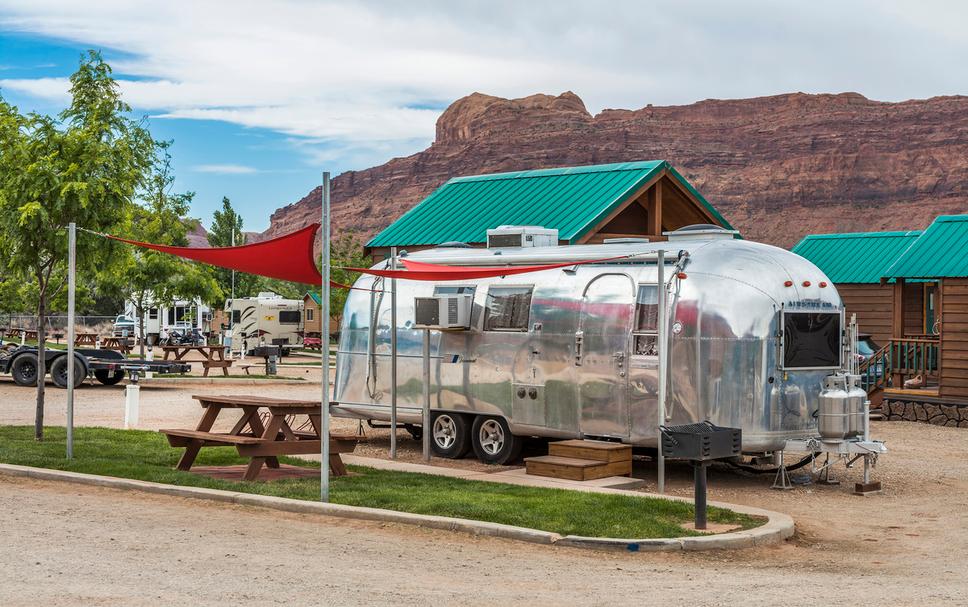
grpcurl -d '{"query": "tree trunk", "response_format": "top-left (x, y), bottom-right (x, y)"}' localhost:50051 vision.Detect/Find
top-left (34, 296), bottom-right (46, 441)
top-left (138, 304), bottom-right (146, 359)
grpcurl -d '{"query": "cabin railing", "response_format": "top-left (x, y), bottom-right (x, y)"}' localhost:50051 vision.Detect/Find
top-left (859, 337), bottom-right (940, 394)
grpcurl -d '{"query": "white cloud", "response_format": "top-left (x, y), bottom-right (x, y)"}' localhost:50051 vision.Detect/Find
top-left (1, 0), bottom-right (967, 170)
top-left (193, 164), bottom-right (259, 175)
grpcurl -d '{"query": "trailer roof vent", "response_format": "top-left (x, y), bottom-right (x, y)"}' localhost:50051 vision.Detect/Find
top-left (437, 241), bottom-right (472, 248)
top-left (486, 226), bottom-right (558, 249)
top-left (603, 237), bottom-right (650, 244)
top-left (664, 225), bottom-right (739, 241)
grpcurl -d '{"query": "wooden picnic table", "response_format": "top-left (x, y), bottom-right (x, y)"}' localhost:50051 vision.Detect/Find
top-left (99, 336), bottom-right (132, 354)
top-left (74, 332), bottom-right (98, 347)
top-left (160, 395), bottom-right (357, 481)
top-left (162, 345), bottom-right (232, 377)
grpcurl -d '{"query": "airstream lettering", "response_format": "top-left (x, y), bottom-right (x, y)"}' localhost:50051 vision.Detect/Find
top-left (332, 225), bottom-right (845, 464)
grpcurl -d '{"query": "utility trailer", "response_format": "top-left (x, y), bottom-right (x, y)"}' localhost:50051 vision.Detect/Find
top-left (0, 346), bottom-right (192, 389)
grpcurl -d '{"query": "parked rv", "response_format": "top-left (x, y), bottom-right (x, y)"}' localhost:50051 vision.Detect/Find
top-left (223, 292), bottom-right (303, 354)
top-left (333, 225), bottom-right (847, 465)
top-left (114, 298), bottom-right (211, 344)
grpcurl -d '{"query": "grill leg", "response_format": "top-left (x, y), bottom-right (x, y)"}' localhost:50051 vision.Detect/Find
top-left (694, 462), bottom-right (707, 530)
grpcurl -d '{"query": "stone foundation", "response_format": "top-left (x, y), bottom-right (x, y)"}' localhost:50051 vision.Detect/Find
top-left (884, 400), bottom-right (968, 427)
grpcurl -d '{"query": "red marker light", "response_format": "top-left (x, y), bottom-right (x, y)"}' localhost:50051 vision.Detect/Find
top-left (677, 272), bottom-right (687, 279)
top-left (819, 281), bottom-right (827, 288)
top-left (784, 280), bottom-right (793, 287)
top-left (802, 281), bottom-right (811, 287)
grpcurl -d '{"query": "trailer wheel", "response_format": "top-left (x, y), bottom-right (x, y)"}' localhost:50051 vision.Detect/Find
top-left (430, 412), bottom-right (471, 459)
top-left (11, 354), bottom-right (39, 386)
top-left (471, 416), bottom-right (523, 466)
top-left (94, 370), bottom-right (125, 386)
top-left (50, 356), bottom-right (85, 389)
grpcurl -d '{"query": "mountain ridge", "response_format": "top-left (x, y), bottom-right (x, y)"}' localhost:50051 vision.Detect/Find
top-left (258, 90), bottom-right (968, 249)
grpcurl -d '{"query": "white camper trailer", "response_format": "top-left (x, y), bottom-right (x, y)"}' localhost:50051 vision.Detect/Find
top-left (116, 298), bottom-right (211, 343)
top-left (224, 292), bottom-right (303, 354)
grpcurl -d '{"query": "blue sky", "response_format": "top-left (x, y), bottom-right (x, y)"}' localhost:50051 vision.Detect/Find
top-left (2, 1), bottom-right (967, 232)
top-left (0, 31), bottom-right (433, 232)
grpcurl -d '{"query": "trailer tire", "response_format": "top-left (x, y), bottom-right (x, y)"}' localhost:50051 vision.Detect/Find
top-left (11, 353), bottom-right (39, 386)
top-left (430, 412), bottom-right (471, 459)
top-left (50, 355), bottom-right (85, 389)
top-left (471, 416), bottom-right (523, 466)
top-left (94, 370), bottom-right (125, 386)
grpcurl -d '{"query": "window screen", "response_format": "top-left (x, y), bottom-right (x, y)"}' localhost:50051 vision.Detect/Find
top-left (279, 310), bottom-right (301, 324)
top-left (783, 312), bottom-right (841, 369)
top-left (633, 285), bottom-right (659, 356)
top-left (484, 286), bottom-right (533, 331)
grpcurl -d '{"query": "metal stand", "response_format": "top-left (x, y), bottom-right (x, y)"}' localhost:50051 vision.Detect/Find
top-left (693, 462), bottom-right (708, 530)
top-left (389, 247), bottom-right (398, 460)
top-left (422, 328), bottom-right (431, 462)
top-left (816, 453), bottom-right (840, 485)
top-left (771, 450), bottom-right (794, 490)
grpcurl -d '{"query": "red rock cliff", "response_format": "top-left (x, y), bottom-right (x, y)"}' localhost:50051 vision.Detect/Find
top-left (261, 91), bottom-right (968, 249)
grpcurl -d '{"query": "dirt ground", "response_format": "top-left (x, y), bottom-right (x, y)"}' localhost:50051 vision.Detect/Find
top-left (1, 372), bottom-right (967, 605)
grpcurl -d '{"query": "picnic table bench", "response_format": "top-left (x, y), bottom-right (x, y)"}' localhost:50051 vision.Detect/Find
top-left (100, 336), bottom-right (132, 354)
top-left (162, 345), bottom-right (232, 377)
top-left (160, 395), bottom-right (357, 481)
top-left (74, 332), bottom-right (98, 347)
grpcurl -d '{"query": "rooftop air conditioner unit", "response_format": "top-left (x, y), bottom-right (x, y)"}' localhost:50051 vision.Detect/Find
top-left (414, 295), bottom-right (472, 330)
top-left (486, 225), bottom-right (558, 249)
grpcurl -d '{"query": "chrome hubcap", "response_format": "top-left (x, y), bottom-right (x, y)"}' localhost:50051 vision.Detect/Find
top-left (479, 419), bottom-right (505, 455)
top-left (433, 416), bottom-right (457, 450)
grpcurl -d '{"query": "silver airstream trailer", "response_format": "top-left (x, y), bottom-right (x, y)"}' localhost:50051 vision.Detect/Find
top-left (332, 225), bottom-right (846, 465)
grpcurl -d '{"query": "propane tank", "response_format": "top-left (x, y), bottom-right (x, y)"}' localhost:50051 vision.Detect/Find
top-left (818, 374), bottom-right (849, 442)
top-left (845, 374), bottom-right (867, 438)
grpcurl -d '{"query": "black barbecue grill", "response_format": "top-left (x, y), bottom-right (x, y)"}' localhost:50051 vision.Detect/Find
top-left (660, 421), bottom-right (742, 530)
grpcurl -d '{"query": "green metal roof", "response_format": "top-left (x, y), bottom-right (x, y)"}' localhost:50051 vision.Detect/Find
top-left (366, 160), bottom-right (733, 248)
top-left (883, 215), bottom-right (968, 279)
top-left (792, 230), bottom-right (921, 283)
top-left (304, 291), bottom-right (321, 305)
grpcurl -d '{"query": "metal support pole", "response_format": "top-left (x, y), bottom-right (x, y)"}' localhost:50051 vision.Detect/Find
top-left (657, 249), bottom-right (667, 493)
top-left (389, 247), bottom-right (398, 459)
top-left (422, 328), bottom-right (431, 462)
top-left (66, 222), bottom-right (76, 459)
top-left (320, 172), bottom-right (331, 502)
top-left (694, 462), bottom-right (708, 530)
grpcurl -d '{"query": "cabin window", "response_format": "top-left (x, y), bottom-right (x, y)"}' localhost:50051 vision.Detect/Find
top-left (484, 286), bottom-right (533, 332)
top-left (279, 310), bottom-right (301, 324)
top-left (633, 285), bottom-right (659, 356)
top-left (305, 308), bottom-right (314, 322)
top-left (782, 311), bottom-right (841, 369)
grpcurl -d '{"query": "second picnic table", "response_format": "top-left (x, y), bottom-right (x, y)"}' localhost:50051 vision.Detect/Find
top-left (162, 344), bottom-right (232, 376)
top-left (161, 395), bottom-right (357, 481)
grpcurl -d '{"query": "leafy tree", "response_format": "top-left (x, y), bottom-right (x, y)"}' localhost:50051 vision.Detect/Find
top-left (207, 197), bottom-right (259, 301)
top-left (104, 142), bottom-right (222, 357)
top-left (0, 51), bottom-right (155, 439)
top-left (305, 231), bottom-right (367, 332)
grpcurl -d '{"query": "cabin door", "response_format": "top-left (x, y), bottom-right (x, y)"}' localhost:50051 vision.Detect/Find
top-left (577, 274), bottom-right (634, 439)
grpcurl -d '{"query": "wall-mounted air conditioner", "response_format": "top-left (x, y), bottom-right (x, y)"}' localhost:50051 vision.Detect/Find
top-left (486, 225), bottom-right (559, 249)
top-left (414, 295), bottom-right (472, 330)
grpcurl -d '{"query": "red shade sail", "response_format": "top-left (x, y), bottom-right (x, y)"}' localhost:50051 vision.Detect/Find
top-left (107, 223), bottom-right (324, 285)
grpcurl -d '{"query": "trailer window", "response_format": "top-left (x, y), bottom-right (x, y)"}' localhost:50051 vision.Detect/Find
top-left (279, 310), bottom-right (301, 324)
top-left (434, 285), bottom-right (476, 297)
top-left (231, 310), bottom-right (241, 324)
top-left (148, 308), bottom-right (158, 320)
top-left (484, 286), bottom-right (532, 331)
top-left (782, 311), bottom-right (841, 369)
top-left (633, 285), bottom-right (659, 356)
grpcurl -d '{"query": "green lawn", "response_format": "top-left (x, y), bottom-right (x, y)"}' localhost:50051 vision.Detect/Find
top-left (0, 426), bottom-right (762, 538)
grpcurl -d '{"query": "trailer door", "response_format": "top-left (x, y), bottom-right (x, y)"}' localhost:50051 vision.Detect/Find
top-left (577, 274), bottom-right (634, 439)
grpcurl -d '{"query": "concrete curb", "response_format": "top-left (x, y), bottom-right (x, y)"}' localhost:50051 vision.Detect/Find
top-left (0, 463), bottom-right (793, 552)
